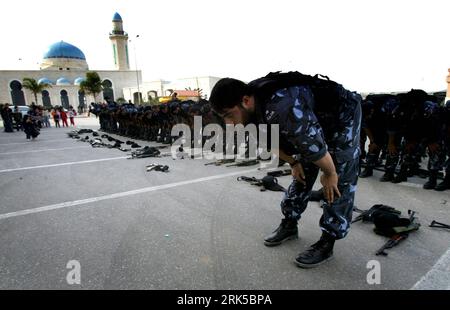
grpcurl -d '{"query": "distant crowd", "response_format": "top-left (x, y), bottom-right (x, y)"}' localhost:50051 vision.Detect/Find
top-left (0, 102), bottom-right (80, 140)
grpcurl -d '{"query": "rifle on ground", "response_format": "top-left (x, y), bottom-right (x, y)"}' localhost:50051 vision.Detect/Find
top-left (375, 234), bottom-right (409, 256)
top-left (429, 221), bottom-right (450, 230)
top-left (375, 210), bottom-right (420, 256)
top-left (204, 159), bottom-right (236, 166)
top-left (128, 146), bottom-right (162, 159)
top-left (226, 159), bottom-right (260, 167)
top-left (146, 164), bottom-right (169, 172)
top-left (352, 204), bottom-right (401, 224)
top-left (237, 175), bottom-right (287, 192)
top-left (237, 176), bottom-right (262, 186)
top-left (267, 169), bottom-right (292, 177)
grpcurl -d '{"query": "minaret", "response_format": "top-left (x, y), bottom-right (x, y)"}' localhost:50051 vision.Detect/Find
top-left (109, 12), bottom-right (130, 70)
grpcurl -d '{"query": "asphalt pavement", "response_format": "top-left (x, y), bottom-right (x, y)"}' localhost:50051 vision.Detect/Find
top-left (0, 117), bottom-right (449, 289)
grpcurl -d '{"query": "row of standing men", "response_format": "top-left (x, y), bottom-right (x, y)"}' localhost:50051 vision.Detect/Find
top-left (94, 92), bottom-right (450, 192)
top-left (360, 89), bottom-right (450, 191)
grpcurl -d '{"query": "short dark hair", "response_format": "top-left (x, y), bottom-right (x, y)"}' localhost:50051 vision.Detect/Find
top-left (209, 78), bottom-right (249, 113)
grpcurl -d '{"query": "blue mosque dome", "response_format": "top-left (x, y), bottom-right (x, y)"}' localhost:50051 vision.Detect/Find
top-left (56, 77), bottom-right (71, 86)
top-left (38, 78), bottom-right (53, 85)
top-left (112, 12), bottom-right (122, 22)
top-left (43, 41), bottom-right (86, 60)
top-left (74, 77), bottom-right (85, 85)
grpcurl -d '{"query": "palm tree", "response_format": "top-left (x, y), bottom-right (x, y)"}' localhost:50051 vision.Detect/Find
top-left (116, 97), bottom-right (127, 104)
top-left (22, 78), bottom-right (51, 106)
top-left (79, 71), bottom-right (104, 103)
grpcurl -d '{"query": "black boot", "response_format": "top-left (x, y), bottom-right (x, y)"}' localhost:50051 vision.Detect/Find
top-left (435, 174), bottom-right (450, 191)
top-left (392, 173), bottom-right (407, 184)
top-left (380, 171), bottom-right (394, 182)
top-left (423, 172), bottom-right (438, 190)
top-left (163, 135), bottom-right (171, 144)
top-left (295, 233), bottom-right (335, 268)
top-left (264, 219), bottom-right (298, 247)
top-left (392, 166), bottom-right (408, 184)
top-left (278, 159), bottom-right (287, 167)
top-left (360, 167), bottom-right (373, 178)
top-left (360, 153), bottom-right (377, 178)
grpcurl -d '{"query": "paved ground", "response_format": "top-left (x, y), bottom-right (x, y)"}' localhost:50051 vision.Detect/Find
top-left (0, 116), bottom-right (449, 290)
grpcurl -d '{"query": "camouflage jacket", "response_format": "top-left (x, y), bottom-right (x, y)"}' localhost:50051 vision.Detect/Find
top-left (256, 85), bottom-right (361, 164)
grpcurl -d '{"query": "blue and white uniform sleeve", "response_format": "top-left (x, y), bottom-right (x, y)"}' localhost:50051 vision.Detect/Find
top-left (266, 86), bottom-right (328, 163)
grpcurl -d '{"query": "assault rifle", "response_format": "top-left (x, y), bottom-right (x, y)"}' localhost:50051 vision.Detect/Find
top-left (429, 220), bottom-right (450, 230)
top-left (237, 175), bottom-right (287, 192)
top-left (267, 169), bottom-right (292, 177)
top-left (352, 204), bottom-right (401, 224)
top-left (226, 159), bottom-right (260, 167)
top-left (375, 210), bottom-right (420, 256)
top-left (375, 234), bottom-right (409, 256)
top-left (204, 159), bottom-right (236, 166)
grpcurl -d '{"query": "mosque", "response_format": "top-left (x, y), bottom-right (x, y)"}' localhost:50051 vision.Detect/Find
top-left (0, 13), bottom-right (142, 109)
top-left (0, 12), bottom-right (221, 109)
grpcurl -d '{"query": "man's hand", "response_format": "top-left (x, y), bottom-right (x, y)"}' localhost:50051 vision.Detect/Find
top-left (292, 163), bottom-right (306, 185)
top-left (320, 172), bottom-right (341, 204)
top-left (313, 152), bottom-right (340, 203)
top-left (277, 150), bottom-right (306, 185)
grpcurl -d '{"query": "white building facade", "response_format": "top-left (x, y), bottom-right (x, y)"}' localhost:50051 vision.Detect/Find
top-left (0, 12), bottom-right (224, 108)
top-left (123, 76), bottom-right (222, 103)
top-left (0, 13), bottom-right (141, 109)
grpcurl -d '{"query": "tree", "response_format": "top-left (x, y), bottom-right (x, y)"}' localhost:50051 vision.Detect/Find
top-left (116, 97), bottom-right (127, 104)
top-left (22, 78), bottom-right (51, 106)
top-left (79, 71), bottom-right (104, 103)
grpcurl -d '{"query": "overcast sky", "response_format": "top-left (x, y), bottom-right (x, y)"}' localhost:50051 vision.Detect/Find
top-left (1, 0), bottom-right (449, 92)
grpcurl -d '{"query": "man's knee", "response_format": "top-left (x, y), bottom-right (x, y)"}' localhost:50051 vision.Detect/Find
top-left (320, 162), bottom-right (358, 239)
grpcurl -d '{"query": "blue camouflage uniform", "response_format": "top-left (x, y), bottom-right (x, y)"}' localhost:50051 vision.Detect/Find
top-left (258, 85), bottom-right (361, 240)
top-left (422, 101), bottom-right (446, 173)
top-left (382, 97), bottom-right (403, 175)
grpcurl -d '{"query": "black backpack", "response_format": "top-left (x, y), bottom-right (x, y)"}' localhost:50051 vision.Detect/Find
top-left (248, 71), bottom-right (361, 141)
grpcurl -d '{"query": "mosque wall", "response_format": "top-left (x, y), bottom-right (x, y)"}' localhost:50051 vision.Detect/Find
top-left (40, 58), bottom-right (89, 71)
top-left (122, 76), bottom-right (221, 102)
top-left (0, 12), bottom-right (222, 108)
top-left (0, 70), bottom-right (141, 108)
top-left (98, 70), bottom-right (141, 102)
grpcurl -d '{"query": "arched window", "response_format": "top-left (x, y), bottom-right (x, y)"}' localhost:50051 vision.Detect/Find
top-left (42, 90), bottom-right (51, 107)
top-left (10, 80), bottom-right (26, 106)
top-left (78, 90), bottom-right (86, 109)
top-left (103, 79), bottom-right (114, 103)
top-left (60, 90), bottom-right (69, 109)
top-left (148, 90), bottom-right (158, 100)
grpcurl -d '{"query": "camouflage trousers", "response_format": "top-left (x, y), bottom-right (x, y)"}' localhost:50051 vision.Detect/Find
top-left (280, 157), bottom-right (359, 240)
top-left (444, 146), bottom-right (450, 174)
top-left (384, 137), bottom-right (402, 173)
top-left (427, 148), bottom-right (446, 172)
top-left (385, 153), bottom-right (400, 173)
